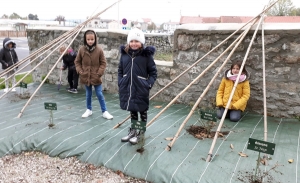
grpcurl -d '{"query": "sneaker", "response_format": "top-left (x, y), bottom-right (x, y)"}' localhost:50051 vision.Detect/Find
top-left (12, 88), bottom-right (16, 92)
top-left (3, 88), bottom-right (8, 93)
top-left (103, 111), bottom-right (113, 119)
top-left (129, 130), bottom-right (144, 145)
top-left (121, 128), bottom-right (136, 142)
top-left (68, 88), bottom-right (78, 93)
top-left (82, 109), bottom-right (92, 118)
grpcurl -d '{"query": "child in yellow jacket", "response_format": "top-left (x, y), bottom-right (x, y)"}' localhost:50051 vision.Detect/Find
top-left (216, 61), bottom-right (250, 122)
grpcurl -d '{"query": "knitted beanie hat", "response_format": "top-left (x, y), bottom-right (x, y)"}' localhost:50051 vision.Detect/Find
top-left (127, 28), bottom-right (145, 44)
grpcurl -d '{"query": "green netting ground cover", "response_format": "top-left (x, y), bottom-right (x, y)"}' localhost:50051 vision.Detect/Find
top-left (0, 83), bottom-right (299, 183)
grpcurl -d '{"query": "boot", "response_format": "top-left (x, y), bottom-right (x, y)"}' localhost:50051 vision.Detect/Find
top-left (121, 128), bottom-right (136, 142)
top-left (129, 130), bottom-right (144, 145)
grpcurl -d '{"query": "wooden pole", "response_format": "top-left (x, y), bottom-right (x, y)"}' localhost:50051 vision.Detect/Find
top-left (0, 26), bottom-right (81, 78)
top-left (15, 0), bottom-right (122, 118)
top-left (166, 24), bottom-right (253, 151)
top-left (112, 0), bottom-right (279, 129)
top-left (206, 14), bottom-right (265, 162)
top-left (0, 30), bottom-right (79, 99)
top-left (146, 23), bottom-right (256, 129)
top-left (0, 0), bottom-right (121, 79)
top-left (0, 29), bottom-right (81, 87)
top-left (261, 9), bottom-right (269, 166)
top-left (0, 27), bottom-right (82, 98)
top-left (16, 29), bottom-right (83, 118)
top-left (261, 15), bottom-right (268, 142)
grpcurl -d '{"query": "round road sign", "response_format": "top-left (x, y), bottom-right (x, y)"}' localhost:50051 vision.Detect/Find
top-left (122, 18), bottom-right (127, 25)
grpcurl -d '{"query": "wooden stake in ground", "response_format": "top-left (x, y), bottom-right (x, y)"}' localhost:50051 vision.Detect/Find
top-left (206, 14), bottom-right (265, 162)
top-left (166, 23), bottom-right (253, 151)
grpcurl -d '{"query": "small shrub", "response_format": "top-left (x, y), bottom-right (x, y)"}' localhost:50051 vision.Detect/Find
top-left (41, 75), bottom-right (50, 83)
top-left (0, 73), bottom-right (33, 89)
top-left (154, 52), bottom-right (173, 61)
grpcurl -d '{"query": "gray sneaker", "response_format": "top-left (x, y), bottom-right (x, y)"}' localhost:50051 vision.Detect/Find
top-left (121, 128), bottom-right (136, 142)
top-left (68, 88), bottom-right (78, 93)
top-left (129, 130), bottom-right (144, 145)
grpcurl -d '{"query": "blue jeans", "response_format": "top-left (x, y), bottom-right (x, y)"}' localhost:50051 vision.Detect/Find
top-left (217, 107), bottom-right (241, 122)
top-left (85, 84), bottom-right (107, 112)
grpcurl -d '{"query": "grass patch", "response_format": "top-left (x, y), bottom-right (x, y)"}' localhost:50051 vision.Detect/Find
top-left (0, 73), bottom-right (33, 89)
top-left (154, 52), bottom-right (173, 61)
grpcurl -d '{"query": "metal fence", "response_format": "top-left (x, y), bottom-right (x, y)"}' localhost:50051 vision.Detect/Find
top-left (0, 31), bottom-right (27, 37)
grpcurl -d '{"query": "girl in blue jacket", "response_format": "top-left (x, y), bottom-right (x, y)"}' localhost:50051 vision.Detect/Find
top-left (118, 28), bottom-right (157, 145)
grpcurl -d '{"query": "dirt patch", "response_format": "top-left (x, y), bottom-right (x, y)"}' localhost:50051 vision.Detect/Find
top-left (236, 163), bottom-right (283, 183)
top-left (237, 169), bottom-right (276, 183)
top-left (136, 147), bottom-right (145, 154)
top-left (186, 124), bottom-right (229, 140)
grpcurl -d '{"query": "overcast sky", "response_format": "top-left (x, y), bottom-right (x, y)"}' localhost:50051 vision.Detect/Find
top-left (2, 0), bottom-right (300, 23)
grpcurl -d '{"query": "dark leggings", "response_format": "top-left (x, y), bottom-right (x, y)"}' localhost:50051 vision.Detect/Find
top-left (217, 107), bottom-right (241, 122)
top-left (130, 111), bottom-right (147, 122)
top-left (67, 69), bottom-right (79, 89)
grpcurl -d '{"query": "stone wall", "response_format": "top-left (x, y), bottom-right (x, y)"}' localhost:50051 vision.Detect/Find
top-left (26, 24), bottom-right (300, 118)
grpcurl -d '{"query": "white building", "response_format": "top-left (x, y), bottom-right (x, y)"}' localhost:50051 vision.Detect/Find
top-left (163, 21), bottom-right (180, 34)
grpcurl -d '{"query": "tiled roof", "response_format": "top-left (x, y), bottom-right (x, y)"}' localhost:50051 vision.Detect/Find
top-left (265, 16), bottom-right (300, 22)
top-left (202, 17), bottom-right (220, 23)
top-left (180, 16), bottom-right (203, 24)
top-left (180, 16), bottom-right (300, 24)
top-left (142, 18), bottom-right (152, 23)
top-left (220, 16), bottom-right (300, 23)
top-left (220, 16), bottom-right (253, 23)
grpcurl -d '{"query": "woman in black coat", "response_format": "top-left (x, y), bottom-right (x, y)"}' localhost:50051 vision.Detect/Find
top-left (0, 37), bottom-right (19, 92)
top-left (118, 28), bottom-right (157, 145)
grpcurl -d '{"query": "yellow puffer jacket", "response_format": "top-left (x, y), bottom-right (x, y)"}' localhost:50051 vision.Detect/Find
top-left (216, 70), bottom-right (250, 111)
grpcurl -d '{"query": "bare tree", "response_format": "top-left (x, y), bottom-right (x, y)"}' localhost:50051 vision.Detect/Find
top-left (267, 0), bottom-right (295, 16)
top-left (54, 15), bottom-right (66, 25)
top-left (291, 7), bottom-right (300, 15)
top-left (147, 22), bottom-right (157, 33)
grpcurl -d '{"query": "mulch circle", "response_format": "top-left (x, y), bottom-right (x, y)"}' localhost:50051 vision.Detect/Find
top-left (186, 124), bottom-right (229, 140)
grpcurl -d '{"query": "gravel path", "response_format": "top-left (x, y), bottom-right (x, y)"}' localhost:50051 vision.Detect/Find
top-left (0, 151), bottom-right (149, 183)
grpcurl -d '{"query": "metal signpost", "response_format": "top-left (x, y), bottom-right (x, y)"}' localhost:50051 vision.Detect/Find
top-left (200, 110), bottom-right (218, 122)
top-left (44, 102), bottom-right (57, 126)
top-left (247, 138), bottom-right (275, 155)
top-left (247, 138), bottom-right (276, 181)
top-left (131, 119), bottom-right (146, 148)
top-left (122, 18), bottom-right (127, 30)
top-left (131, 120), bottom-right (146, 131)
top-left (19, 81), bottom-right (27, 94)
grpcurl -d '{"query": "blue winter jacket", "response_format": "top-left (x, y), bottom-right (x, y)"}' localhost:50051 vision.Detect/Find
top-left (118, 45), bottom-right (157, 112)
